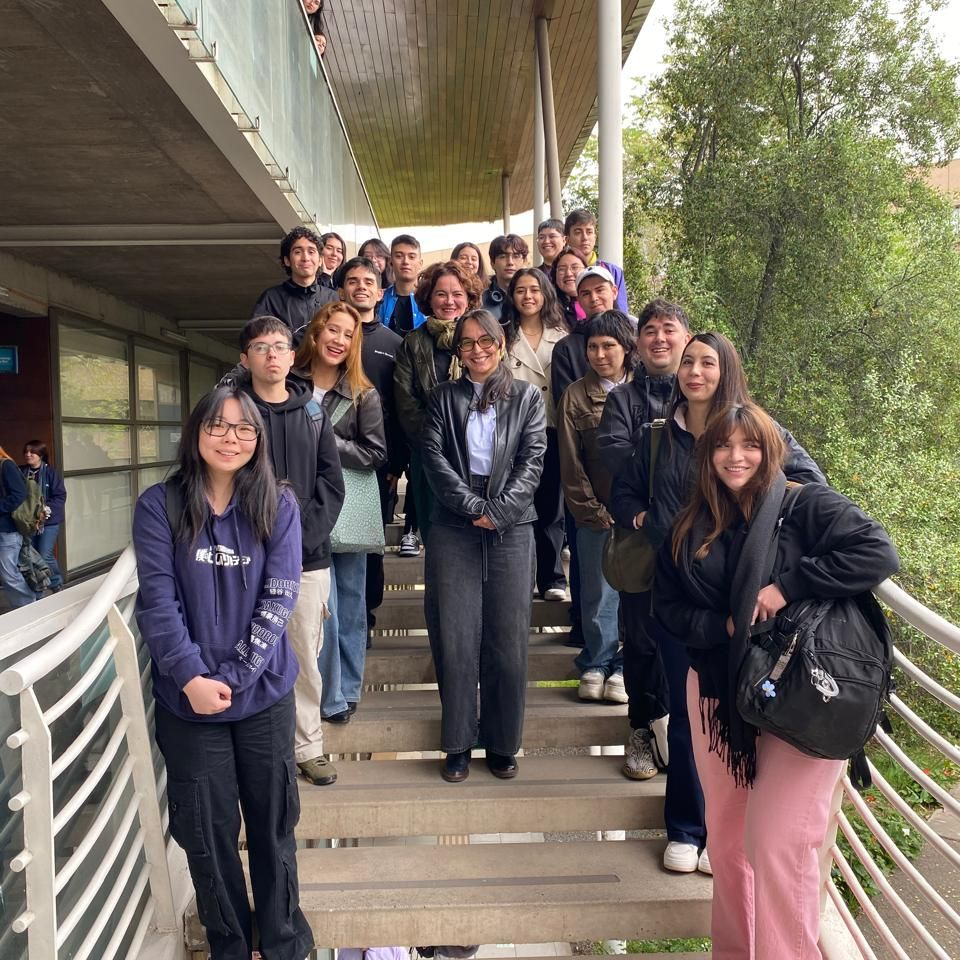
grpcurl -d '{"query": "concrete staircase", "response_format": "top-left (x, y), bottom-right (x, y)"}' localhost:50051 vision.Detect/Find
top-left (293, 527), bottom-right (714, 953)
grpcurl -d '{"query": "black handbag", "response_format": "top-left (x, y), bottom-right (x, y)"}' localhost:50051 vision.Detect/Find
top-left (735, 485), bottom-right (893, 762)
top-left (601, 419), bottom-right (665, 593)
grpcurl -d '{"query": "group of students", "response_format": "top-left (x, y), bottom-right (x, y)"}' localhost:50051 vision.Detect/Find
top-left (131, 215), bottom-right (899, 960)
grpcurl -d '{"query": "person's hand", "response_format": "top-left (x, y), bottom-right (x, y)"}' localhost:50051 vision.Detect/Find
top-left (753, 583), bottom-right (787, 624)
top-left (183, 676), bottom-right (232, 715)
top-left (634, 511), bottom-right (646, 528)
top-left (42, 505), bottom-right (52, 519)
top-left (473, 515), bottom-right (496, 530)
top-left (726, 615), bottom-right (735, 637)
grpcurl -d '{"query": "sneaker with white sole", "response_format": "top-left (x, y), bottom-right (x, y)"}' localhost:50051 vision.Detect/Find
top-left (649, 713), bottom-right (670, 768)
top-left (543, 586), bottom-right (568, 601)
top-left (622, 728), bottom-right (658, 780)
top-left (602, 672), bottom-right (628, 703)
top-left (578, 669), bottom-right (605, 701)
top-left (663, 841), bottom-right (699, 873)
top-left (698, 848), bottom-right (712, 875)
top-left (398, 532), bottom-right (422, 557)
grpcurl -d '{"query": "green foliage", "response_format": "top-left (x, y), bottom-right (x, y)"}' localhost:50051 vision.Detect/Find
top-left (623, 939), bottom-right (711, 954)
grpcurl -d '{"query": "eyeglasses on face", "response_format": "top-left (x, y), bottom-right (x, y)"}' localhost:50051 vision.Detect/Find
top-left (202, 418), bottom-right (260, 442)
top-left (246, 341), bottom-right (292, 356)
top-left (458, 335), bottom-right (498, 352)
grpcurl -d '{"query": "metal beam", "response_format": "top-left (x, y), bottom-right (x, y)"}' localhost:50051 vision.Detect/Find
top-left (0, 223), bottom-right (281, 247)
top-left (501, 174), bottom-right (512, 234)
top-left (533, 59), bottom-right (546, 252)
top-left (597, 0), bottom-right (624, 266)
top-left (536, 16), bottom-right (563, 219)
top-left (176, 319), bottom-right (249, 331)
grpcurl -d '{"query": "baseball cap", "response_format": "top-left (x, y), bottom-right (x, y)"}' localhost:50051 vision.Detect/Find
top-left (575, 265), bottom-right (616, 289)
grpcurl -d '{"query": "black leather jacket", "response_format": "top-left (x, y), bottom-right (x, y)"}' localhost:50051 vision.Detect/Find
top-left (394, 324), bottom-right (454, 448)
top-left (421, 377), bottom-right (547, 531)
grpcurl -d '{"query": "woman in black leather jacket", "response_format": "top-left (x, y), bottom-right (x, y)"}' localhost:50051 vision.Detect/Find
top-left (421, 309), bottom-right (547, 783)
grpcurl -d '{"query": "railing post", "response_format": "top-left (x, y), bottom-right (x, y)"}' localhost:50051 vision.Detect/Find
top-left (14, 688), bottom-right (58, 958)
top-left (108, 604), bottom-right (178, 932)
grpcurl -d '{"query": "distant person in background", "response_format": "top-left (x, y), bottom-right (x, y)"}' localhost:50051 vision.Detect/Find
top-left (501, 267), bottom-right (569, 601)
top-left (0, 445), bottom-right (33, 608)
top-left (482, 235), bottom-right (529, 323)
top-left (550, 246), bottom-right (588, 329)
top-left (319, 232), bottom-right (346, 291)
top-left (563, 209), bottom-right (628, 313)
top-left (536, 218), bottom-right (565, 270)
top-left (451, 241), bottom-right (488, 285)
top-left (21, 440), bottom-right (66, 593)
top-left (359, 238), bottom-right (394, 288)
top-left (252, 226), bottom-right (337, 342)
top-left (303, 0), bottom-right (327, 55)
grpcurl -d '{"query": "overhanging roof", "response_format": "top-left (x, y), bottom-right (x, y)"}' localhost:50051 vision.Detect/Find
top-left (324, 1), bottom-right (652, 226)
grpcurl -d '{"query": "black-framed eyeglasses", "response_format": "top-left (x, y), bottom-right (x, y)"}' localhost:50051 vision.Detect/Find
top-left (458, 335), bottom-right (498, 353)
top-left (203, 418), bottom-right (260, 442)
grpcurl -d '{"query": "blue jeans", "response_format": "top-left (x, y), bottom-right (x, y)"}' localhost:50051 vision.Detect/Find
top-left (574, 526), bottom-right (622, 676)
top-left (656, 621), bottom-right (706, 847)
top-left (0, 531), bottom-right (34, 608)
top-left (33, 523), bottom-right (63, 590)
top-left (318, 551), bottom-right (369, 716)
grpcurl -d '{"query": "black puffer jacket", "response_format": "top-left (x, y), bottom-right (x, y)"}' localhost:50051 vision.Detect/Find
top-left (610, 410), bottom-right (827, 550)
top-left (596, 370), bottom-right (676, 481)
top-left (252, 279), bottom-right (338, 343)
top-left (421, 377), bottom-right (547, 532)
top-left (482, 280), bottom-right (507, 323)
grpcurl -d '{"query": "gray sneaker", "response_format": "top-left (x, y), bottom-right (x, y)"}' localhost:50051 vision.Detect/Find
top-left (298, 756), bottom-right (337, 785)
top-left (398, 532), bottom-right (422, 557)
top-left (622, 728), bottom-right (658, 780)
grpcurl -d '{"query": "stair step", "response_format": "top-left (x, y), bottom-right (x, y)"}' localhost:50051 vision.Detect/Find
top-left (371, 594), bottom-right (571, 631)
top-left (324, 687), bottom-right (626, 754)
top-left (364, 634), bottom-right (578, 684)
top-left (385, 523), bottom-right (405, 547)
top-left (298, 755), bottom-right (662, 839)
top-left (294, 838), bottom-right (712, 947)
top-left (382, 553), bottom-right (425, 585)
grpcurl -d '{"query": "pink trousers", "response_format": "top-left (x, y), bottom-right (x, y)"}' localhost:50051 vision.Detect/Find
top-left (686, 669), bottom-right (844, 959)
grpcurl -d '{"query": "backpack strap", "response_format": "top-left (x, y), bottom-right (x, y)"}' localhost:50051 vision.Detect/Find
top-left (164, 480), bottom-right (184, 542)
top-left (647, 418), bottom-right (666, 503)
top-left (304, 397), bottom-right (326, 422)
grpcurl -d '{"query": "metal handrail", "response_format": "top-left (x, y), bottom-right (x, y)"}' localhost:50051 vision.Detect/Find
top-left (875, 578), bottom-right (960, 654)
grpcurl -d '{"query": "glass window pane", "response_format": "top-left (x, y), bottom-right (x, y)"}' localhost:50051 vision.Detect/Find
top-left (65, 472), bottom-right (132, 567)
top-left (137, 345), bottom-right (182, 421)
top-left (137, 464), bottom-right (174, 494)
top-left (59, 323), bottom-right (130, 420)
top-left (138, 425), bottom-right (181, 464)
top-left (189, 359), bottom-right (219, 411)
top-left (62, 423), bottom-right (132, 470)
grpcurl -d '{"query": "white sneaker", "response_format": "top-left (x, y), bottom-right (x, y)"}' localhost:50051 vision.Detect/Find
top-left (698, 847), bottom-right (713, 875)
top-left (663, 841), bottom-right (699, 873)
top-left (649, 713), bottom-right (670, 768)
top-left (398, 532), bottom-right (421, 557)
top-left (622, 728), bottom-right (657, 780)
top-left (602, 672), bottom-right (628, 703)
top-left (544, 586), bottom-right (568, 601)
top-left (578, 669), bottom-right (605, 701)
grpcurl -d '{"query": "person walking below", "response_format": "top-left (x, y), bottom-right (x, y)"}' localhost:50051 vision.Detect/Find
top-left (21, 440), bottom-right (67, 593)
top-left (656, 402), bottom-right (898, 959)
top-left (133, 385), bottom-right (315, 960)
top-left (296, 302), bottom-right (387, 723)
top-left (0, 445), bottom-right (34, 608)
top-left (502, 267), bottom-right (570, 601)
top-left (557, 313), bottom-right (635, 703)
top-left (421, 309), bottom-right (546, 783)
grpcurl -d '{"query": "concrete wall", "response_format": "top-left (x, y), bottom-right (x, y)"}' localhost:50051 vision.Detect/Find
top-left (0, 313), bottom-right (54, 463)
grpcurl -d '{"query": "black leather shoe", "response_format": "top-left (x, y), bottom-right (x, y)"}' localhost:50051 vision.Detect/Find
top-left (322, 709), bottom-right (351, 724)
top-left (346, 701), bottom-right (358, 716)
top-left (486, 753), bottom-right (518, 779)
top-left (441, 750), bottom-right (471, 782)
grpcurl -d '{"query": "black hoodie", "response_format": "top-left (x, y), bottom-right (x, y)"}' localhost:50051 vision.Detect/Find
top-left (361, 317), bottom-right (406, 475)
top-left (252, 279), bottom-right (338, 344)
top-left (243, 377), bottom-right (345, 571)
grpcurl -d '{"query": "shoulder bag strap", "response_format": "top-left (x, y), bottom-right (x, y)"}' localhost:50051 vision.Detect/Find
top-left (328, 394), bottom-right (352, 428)
top-left (647, 418), bottom-right (666, 503)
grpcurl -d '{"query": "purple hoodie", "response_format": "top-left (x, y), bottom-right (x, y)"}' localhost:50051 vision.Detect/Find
top-left (133, 483), bottom-right (302, 722)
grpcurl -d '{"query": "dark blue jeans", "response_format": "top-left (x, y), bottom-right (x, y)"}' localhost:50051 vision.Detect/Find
top-left (155, 692), bottom-right (314, 960)
top-left (33, 523), bottom-right (63, 590)
top-left (655, 621), bottom-right (706, 848)
top-left (425, 518), bottom-right (535, 756)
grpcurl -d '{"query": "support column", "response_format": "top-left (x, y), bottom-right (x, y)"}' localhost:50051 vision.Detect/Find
top-left (501, 174), bottom-right (512, 234)
top-left (597, 0), bottom-right (624, 265)
top-left (536, 16), bottom-right (563, 219)
top-left (533, 60), bottom-right (546, 245)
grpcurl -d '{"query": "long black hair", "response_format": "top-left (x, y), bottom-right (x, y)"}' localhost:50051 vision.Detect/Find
top-left (453, 309), bottom-right (514, 412)
top-left (501, 267), bottom-right (569, 346)
top-left (169, 385), bottom-right (279, 544)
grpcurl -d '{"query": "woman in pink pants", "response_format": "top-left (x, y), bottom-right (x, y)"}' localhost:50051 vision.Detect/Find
top-left (654, 402), bottom-right (898, 959)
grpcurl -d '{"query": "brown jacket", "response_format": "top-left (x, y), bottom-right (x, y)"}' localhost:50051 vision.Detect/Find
top-left (557, 368), bottom-right (632, 529)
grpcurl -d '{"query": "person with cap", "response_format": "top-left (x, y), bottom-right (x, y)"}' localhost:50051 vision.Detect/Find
top-left (563, 208), bottom-right (629, 313)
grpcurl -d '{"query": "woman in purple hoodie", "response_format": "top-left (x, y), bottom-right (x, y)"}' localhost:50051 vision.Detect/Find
top-left (133, 385), bottom-right (314, 960)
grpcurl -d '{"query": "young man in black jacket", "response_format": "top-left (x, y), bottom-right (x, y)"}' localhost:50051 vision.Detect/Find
top-left (252, 227), bottom-right (338, 342)
top-left (337, 257), bottom-right (405, 632)
top-left (239, 317), bottom-right (345, 785)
